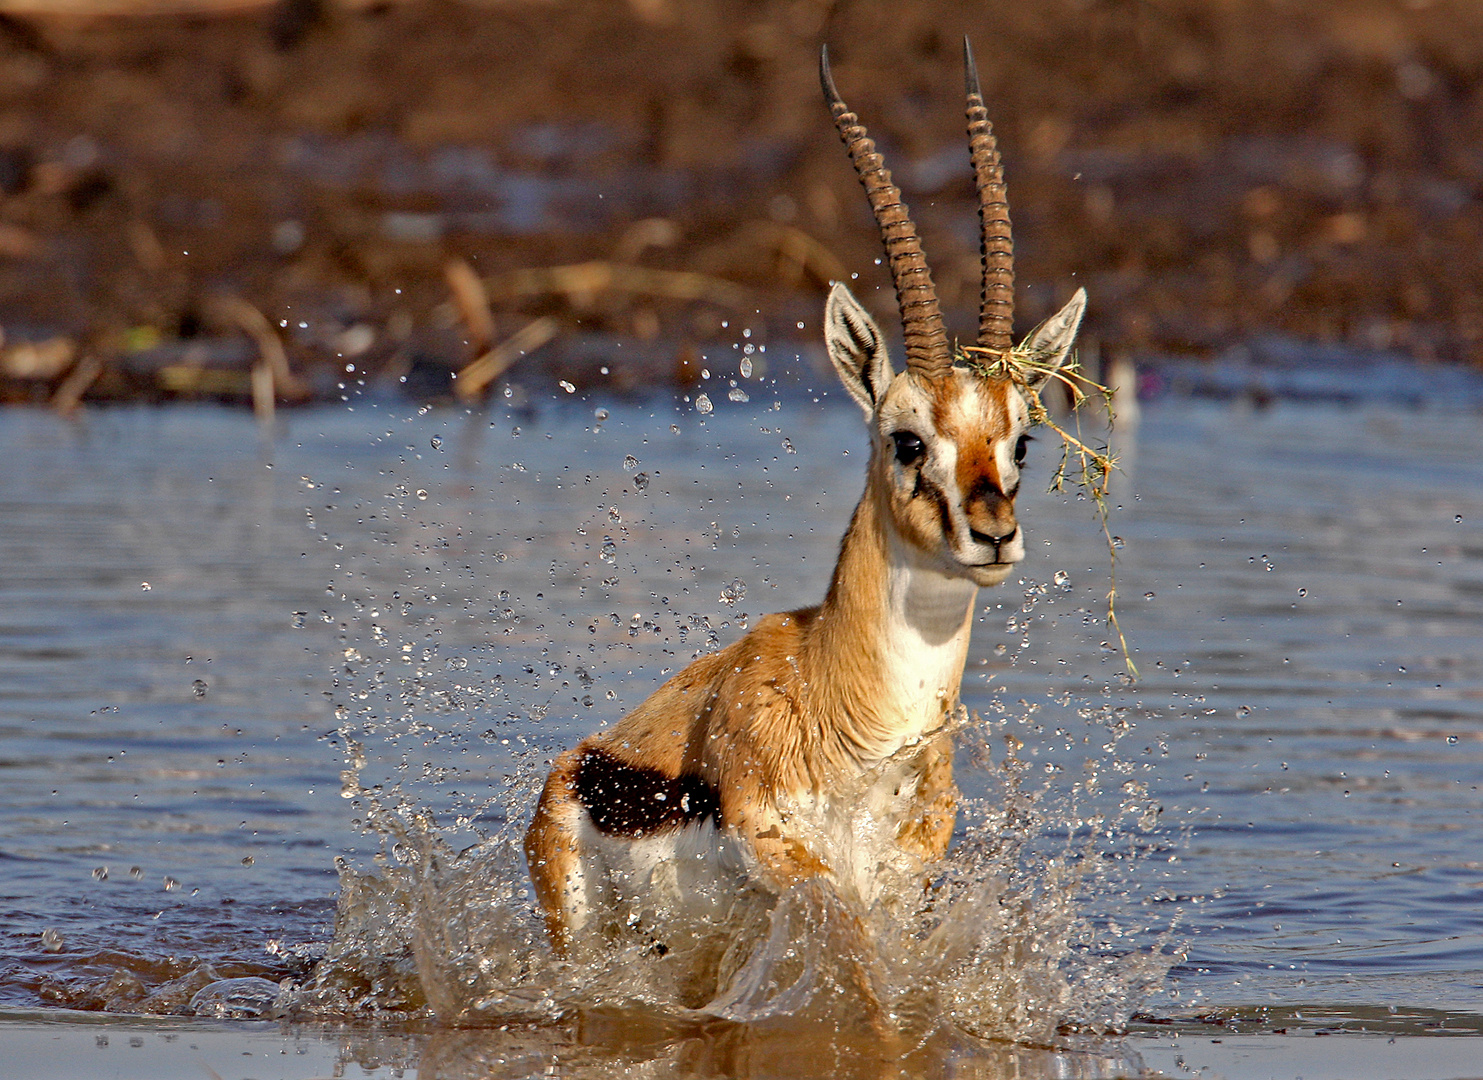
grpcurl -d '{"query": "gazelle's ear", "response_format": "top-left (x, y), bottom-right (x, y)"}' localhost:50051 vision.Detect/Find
top-left (1021, 287), bottom-right (1087, 390)
top-left (824, 282), bottom-right (893, 416)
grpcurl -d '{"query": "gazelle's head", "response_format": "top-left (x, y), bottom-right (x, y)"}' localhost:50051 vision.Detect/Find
top-left (821, 42), bottom-right (1086, 587)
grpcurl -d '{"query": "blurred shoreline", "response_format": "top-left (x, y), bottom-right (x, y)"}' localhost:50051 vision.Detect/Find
top-left (3, 0), bottom-right (1483, 408)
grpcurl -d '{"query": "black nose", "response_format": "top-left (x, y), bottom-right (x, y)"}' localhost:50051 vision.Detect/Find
top-left (969, 525), bottom-right (1017, 547)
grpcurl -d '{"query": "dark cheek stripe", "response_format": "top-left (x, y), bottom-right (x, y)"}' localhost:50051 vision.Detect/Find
top-left (575, 747), bottom-right (721, 837)
top-left (915, 476), bottom-right (955, 543)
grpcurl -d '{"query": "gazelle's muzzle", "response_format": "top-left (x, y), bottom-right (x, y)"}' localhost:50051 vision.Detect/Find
top-left (963, 485), bottom-right (1018, 561)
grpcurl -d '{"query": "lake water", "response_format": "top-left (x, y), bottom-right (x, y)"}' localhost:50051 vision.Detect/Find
top-left (1, 366), bottom-right (1481, 1077)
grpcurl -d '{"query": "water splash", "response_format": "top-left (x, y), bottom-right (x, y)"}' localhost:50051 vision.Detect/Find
top-left (288, 703), bottom-right (1175, 1045)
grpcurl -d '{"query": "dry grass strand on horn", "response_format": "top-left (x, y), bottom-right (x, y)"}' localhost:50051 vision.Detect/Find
top-left (959, 338), bottom-right (1137, 678)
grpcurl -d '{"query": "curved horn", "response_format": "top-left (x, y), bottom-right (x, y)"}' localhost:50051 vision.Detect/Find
top-left (964, 38), bottom-right (1014, 354)
top-left (821, 45), bottom-right (952, 377)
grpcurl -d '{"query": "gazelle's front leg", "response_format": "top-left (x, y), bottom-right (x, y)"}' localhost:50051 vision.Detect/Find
top-left (894, 733), bottom-right (958, 863)
top-left (722, 792), bottom-right (900, 1036)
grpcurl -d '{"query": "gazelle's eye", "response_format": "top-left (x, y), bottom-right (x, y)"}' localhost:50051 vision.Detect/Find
top-left (1014, 433), bottom-right (1032, 467)
top-left (891, 431), bottom-right (925, 466)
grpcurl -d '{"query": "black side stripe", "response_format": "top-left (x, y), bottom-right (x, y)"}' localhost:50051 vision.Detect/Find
top-left (574, 747), bottom-right (721, 837)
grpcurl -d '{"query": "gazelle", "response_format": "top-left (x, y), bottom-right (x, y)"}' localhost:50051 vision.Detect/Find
top-left (525, 42), bottom-right (1087, 959)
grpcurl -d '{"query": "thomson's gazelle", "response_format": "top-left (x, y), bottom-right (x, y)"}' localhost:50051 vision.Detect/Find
top-left (525, 42), bottom-right (1086, 955)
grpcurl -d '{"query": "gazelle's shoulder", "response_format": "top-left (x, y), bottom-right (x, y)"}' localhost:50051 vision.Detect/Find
top-left (725, 606), bottom-right (819, 663)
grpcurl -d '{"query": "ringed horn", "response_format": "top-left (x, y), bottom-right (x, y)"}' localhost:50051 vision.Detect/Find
top-left (820, 41), bottom-right (1018, 371)
top-left (963, 38), bottom-right (1014, 355)
top-left (820, 44), bottom-right (952, 378)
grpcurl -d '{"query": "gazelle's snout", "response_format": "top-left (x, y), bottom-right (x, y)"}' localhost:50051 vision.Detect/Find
top-left (964, 482), bottom-right (1015, 548)
top-left (962, 480), bottom-right (1023, 568)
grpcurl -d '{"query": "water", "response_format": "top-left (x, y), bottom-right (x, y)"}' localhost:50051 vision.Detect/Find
top-left (0, 376), bottom-right (1480, 1075)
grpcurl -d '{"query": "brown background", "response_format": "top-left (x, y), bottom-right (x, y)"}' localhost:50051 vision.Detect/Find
top-left (2, 0), bottom-right (1481, 402)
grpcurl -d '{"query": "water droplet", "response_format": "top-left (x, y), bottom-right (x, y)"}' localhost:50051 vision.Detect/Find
top-left (445, 656), bottom-right (468, 670)
top-left (740, 357), bottom-right (753, 378)
top-left (430, 435), bottom-right (443, 451)
top-left (695, 393), bottom-right (713, 414)
top-left (1143, 591), bottom-right (1155, 600)
top-left (92, 866), bottom-right (108, 881)
top-left (416, 489), bottom-right (429, 500)
top-left (291, 611), bottom-right (307, 628)
top-left (782, 438), bottom-right (796, 454)
top-left (128, 866), bottom-right (143, 880)
top-left (1111, 536), bottom-right (1125, 550)
top-left (40, 928), bottom-right (63, 952)
top-left (1236, 705), bottom-right (1251, 718)
top-left (1297, 588), bottom-right (1307, 598)
top-left (633, 472), bottom-right (650, 491)
top-left (241, 856), bottom-right (254, 867)
top-left (624, 455), bottom-right (639, 471)
top-left (1447, 734), bottom-right (1459, 744)
top-left (1053, 569), bottom-right (1070, 588)
top-left (728, 388), bottom-right (750, 402)
top-left (581, 695), bottom-right (594, 707)
top-left (670, 423), bottom-right (681, 434)
top-left (140, 581), bottom-right (151, 591)
top-left (192, 679), bottom-right (208, 699)
top-left (600, 538), bottom-right (618, 564)
top-left (163, 876), bottom-right (180, 892)
top-left (719, 578), bottom-right (746, 605)
top-left (559, 380), bottom-right (576, 394)
top-left (1456, 515), bottom-right (1464, 524)
top-left (594, 407), bottom-right (610, 422)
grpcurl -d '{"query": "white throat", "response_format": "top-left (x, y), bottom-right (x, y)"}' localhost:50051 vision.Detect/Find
top-left (877, 524), bottom-right (979, 749)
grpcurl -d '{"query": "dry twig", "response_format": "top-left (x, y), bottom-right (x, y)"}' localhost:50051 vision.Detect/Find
top-left (454, 317), bottom-right (558, 402)
top-left (483, 261), bottom-right (750, 311)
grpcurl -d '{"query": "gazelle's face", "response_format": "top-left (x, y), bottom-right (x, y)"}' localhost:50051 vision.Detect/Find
top-left (873, 368), bottom-right (1029, 585)
top-left (823, 282), bottom-right (1085, 587)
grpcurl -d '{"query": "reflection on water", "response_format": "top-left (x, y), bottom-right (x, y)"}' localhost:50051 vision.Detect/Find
top-left (1, 368), bottom-right (1482, 1071)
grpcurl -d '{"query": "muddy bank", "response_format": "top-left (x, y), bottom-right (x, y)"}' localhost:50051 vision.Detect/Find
top-left (2, 0), bottom-right (1482, 407)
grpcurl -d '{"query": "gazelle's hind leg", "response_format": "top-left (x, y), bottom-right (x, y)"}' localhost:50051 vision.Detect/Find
top-left (524, 749), bottom-right (591, 954)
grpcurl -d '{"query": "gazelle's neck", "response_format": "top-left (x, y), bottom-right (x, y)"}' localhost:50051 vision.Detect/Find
top-left (806, 475), bottom-right (978, 765)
